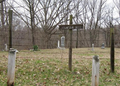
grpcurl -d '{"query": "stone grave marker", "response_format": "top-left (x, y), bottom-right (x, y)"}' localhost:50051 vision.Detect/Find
top-left (92, 44), bottom-right (94, 51)
top-left (61, 36), bottom-right (65, 48)
top-left (57, 40), bottom-right (60, 48)
top-left (101, 43), bottom-right (105, 49)
top-left (5, 44), bottom-right (8, 51)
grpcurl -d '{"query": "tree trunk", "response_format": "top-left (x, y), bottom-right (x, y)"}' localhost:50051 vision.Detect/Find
top-left (76, 29), bottom-right (78, 48)
top-left (1, 2), bottom-right (5, 48)
top-left (30, 1), bottom-right (35, 46)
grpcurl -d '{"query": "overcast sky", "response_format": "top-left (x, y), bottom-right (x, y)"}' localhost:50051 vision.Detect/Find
top-left (106, 0), bottom-right (119, 18)
top-left (107, 0), bottom-right (113, 3)
top-left (13, 0), bottom-right (119, 18)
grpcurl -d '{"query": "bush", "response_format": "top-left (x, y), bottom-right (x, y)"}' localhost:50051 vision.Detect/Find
top-left (33, 45), bottom-right (38, 51)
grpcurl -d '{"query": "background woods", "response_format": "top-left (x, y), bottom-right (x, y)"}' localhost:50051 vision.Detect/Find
top-left (0, 0), bottom-right (120, 50)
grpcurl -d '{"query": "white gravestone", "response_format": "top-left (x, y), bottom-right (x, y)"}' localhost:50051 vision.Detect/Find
top-left (92, 44), bottom-right (94, 51)
top-left (57, 40), bottom-right (60, 48)
top-left (7, 48), bottom-right (17, 85)
top-left (60, 36), bottom-right (65, 59)
top-left (5, 44), bottom-right (8, 51)
top-left (61, 36), bottom-right (65, 48)
top-left (92, 55), bottom-right (99, 86)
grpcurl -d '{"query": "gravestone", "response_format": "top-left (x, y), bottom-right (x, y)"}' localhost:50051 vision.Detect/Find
top-left (57, 40), bottom-right (60, 48)
top-left (5, 44), bottom-right (8, 51)
top-left (101, 43), bottom-right (105, 49)
top-left (61, 36), bottom-right (65, 48)
top-left (92, 44), bottom-right (94, 51)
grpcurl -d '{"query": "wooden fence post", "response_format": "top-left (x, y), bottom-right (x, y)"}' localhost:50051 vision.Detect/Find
top-left (110, 28), bottom-right (114, 73)
top-left (69, 15), bottom-right (73, 71)
top-left (9, 9), bottom-right (13, 49)
top-left (92, 55), bottom-right (99, 86)
top-left (7, 48), bottom-right (17, 86)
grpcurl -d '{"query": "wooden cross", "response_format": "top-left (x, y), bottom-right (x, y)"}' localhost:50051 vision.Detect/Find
top-left (59, 15), bottom-right (83, 71)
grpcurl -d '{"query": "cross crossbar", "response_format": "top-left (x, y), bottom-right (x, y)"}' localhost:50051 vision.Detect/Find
top-left (59, 24), bottom-right (83, 30)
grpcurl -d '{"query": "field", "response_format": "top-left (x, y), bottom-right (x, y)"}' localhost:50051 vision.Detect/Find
top-left (0, 48), bottom-right (120, 86)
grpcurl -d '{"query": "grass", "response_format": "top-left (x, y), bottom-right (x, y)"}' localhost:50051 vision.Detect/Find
top-left (0, 48), bottom-right (120, 86)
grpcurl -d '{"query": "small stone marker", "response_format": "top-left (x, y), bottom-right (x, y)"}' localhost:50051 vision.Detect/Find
top-left (61, 36), bottom-right (65, 48)
top-left (57, 40), bottom-right (60, 48)
top-left (60, 36), bottom-right (65, 59)
top-left (92, 44), bottom-right (94, 51)
top-left (101, 43), bottom-right (105, 49)
top-left (7, 48), bottom-right (17, 86)
top-left (92, 55), bottom-right (99, 86)
top-left (5, 44), bottom-right (8, 51)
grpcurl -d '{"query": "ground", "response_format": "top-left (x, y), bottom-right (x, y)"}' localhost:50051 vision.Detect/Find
top-left (0, 48), bottom-right (120, 86)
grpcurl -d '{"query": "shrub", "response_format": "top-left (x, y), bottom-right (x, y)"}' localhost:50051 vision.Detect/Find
top-left (33, 45), bottom-right (38, 51)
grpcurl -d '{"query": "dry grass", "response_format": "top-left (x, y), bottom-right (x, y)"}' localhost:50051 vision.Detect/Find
top-left (0, 48), bottom-right (120, 86)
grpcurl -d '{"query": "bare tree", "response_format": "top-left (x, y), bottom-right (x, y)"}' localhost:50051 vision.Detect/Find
top-left (113, 0), bottom-right (120, 17)
top-left (36, 0), bottom-right (74, 48)
top-left (8, 0), bottom-right (74, 48)
top-left (8, 0), bottom-right (40, 46)
top-left (72, 0), bottom-right (82, 48)
top-left (0, 0), bottom-right (9, 48)
top-left (6, 0), bottom-right (109, 49)
top-left (87, 0), bottom-right (106, 46)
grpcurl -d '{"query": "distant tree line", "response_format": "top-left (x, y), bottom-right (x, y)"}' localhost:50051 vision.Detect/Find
top-left (0, 0), bottom-right (120, 49)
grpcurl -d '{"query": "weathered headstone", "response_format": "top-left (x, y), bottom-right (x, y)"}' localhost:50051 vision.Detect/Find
top-left (57, 40), bottom-right (60, 48)
top-left (92, 55), bottom-right (99, 86)
top-left (61, 36), bottom-right (65, 48)
top-left (7, 48), bottom-right (17, 86)
top-left (5, 44), bottom-right (8, 51)
top-left (101, 43), bottom-right (105, 49)
top-left (92, 44), bottom-right (94, 51)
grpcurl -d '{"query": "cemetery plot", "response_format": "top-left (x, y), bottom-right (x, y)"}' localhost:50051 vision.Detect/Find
top-left (0, 48), bottom-right (120, 86)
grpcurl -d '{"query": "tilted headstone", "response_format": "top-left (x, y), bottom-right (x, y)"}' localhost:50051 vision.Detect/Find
top-left (92, 55), bottom-right (99, 86)
top-left (92, 44), bottom-right (94, 51)
top-left (101, 43), bottom-right (105, 49)
top-left (61, 36), bottom-right (65, 48)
